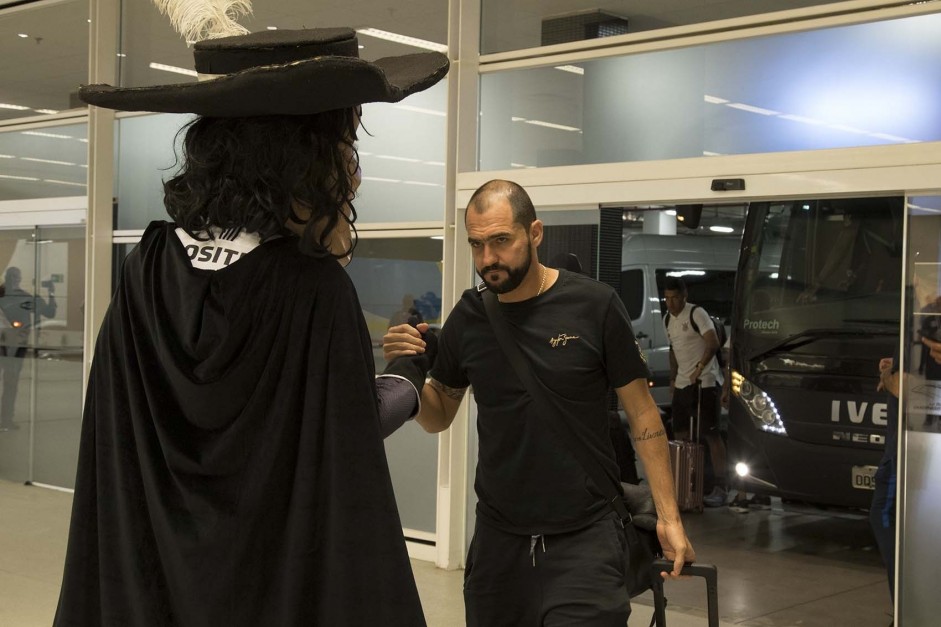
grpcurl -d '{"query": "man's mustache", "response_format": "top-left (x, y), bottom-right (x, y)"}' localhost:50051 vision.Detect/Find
top-left (480, 264), bottom-right (509, 275)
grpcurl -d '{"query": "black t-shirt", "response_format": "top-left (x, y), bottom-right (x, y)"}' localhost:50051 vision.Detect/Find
top-left (430, 269), bottom-right (650, 534)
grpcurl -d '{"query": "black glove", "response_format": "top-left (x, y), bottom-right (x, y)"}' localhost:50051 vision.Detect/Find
top-left (381, 325), bottom-right (437, 391)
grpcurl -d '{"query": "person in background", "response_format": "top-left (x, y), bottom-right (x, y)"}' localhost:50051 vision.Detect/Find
top-left (0, 266), bottom-right (57, 432)
top-left (54, 19), bottom-right (448, 627)
top-left (871, 353), bottom-right (899, 609)
top-left (385, 180), bottom-right (694, 626)
top-left (662, 276), bottom-right (728, 507)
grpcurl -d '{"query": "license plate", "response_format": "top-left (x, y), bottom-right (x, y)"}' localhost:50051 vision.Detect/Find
top-left (852, 465), bottom-right (877, 491)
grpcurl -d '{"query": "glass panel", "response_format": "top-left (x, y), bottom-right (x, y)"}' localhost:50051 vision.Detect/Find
top-left (31, 226), bottom-right (84, 488)
top-left (0, 0), bottom-right (89, 121)
top-left (479, 12), bottom-right (941, 169)
top-left (0, 123), bottom-right (89, 201)
top-left (0, 226), bottom-right (85, 488)
top-left (481, 0), bottom-right (845, 54)
top-left (112, 83), bottom-right (447, 229)
top-left (345, 236), bottom-right (443, 533)
top-left (114, 114), bottom-right (191, 230)
top-left (0, 229), bottom-right (36, 481)
top-left (900, 194), bottom-right (941, 624)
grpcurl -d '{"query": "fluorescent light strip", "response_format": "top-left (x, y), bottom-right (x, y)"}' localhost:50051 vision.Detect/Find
top-left (22, 131), bottom-right (73, 139)
top-left (869, 132), bottom-right (914, 142)
top-left (149, 62), bottom-right (198, 77)
top-left (376, 155), bottom-right (422, 163)
top-left (394, 104), bottom-right (446, 116)
top-left (710, 226), bottom-right (734, 233)
top-left (778, 114), bottom-right (826, 125)
top-left (703, 95), bottom-right (728, 104)
top-left (402, 181), bottom-right (440, 187)
top-left (828, 124), bottom-right (868, 135)
top-left (0, 174), bottom-right (39, 181)
top-left (33, 109), bottom-right (59, 114)
top-left (0, 154), bottom-right (14, 159)
top-left (423, 161), bottom-right (445, 167)
top-left (511, 117), bottom-right (581, 132)
top-left (726, 102), bottom-right (779, 116)
top-left (555, 65), bottom-right (584, 75)
top-left (355, 28), bottom-right (447, 53)
top-left (21, 157), bottom-right (76, 166)
top-left (510, 162), bottom-right (535, 169)
top-left (0, 103), bottom-right (30, 110)
top-left (43, 179), bottom-right (87, 187)
top-left (702, 151), bottom-right (722, 156)
top-left (362, 176), bottom-right (401, 183)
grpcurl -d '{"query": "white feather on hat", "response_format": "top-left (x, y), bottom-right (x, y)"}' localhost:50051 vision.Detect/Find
top-left (153, 0), bottom-right (252, 42)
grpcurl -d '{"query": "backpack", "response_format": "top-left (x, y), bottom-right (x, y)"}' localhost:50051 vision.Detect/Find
top-left (664, 305), bottom-right (727, 368)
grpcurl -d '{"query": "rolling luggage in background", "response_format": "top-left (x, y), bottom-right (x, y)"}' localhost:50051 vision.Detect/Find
top-left (670, 385), bottom-right (705, 512)
top-left (650, 558), bottom-right (719, 627)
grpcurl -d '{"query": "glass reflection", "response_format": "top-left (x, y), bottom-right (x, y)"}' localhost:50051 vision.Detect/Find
top-left (0, 0), bottom-right (89, 121)
top-left (480, 12), bottom-right (941, 169)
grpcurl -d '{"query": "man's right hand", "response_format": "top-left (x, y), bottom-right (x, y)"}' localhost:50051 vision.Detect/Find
top-left (383, 323), bottom-right (428, 361)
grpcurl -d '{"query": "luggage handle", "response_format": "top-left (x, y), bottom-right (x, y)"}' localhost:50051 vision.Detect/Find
top-left (650, 558), bottom-right (719, 627)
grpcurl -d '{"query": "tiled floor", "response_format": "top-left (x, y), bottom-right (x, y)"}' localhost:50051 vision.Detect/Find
top-left (0, 479), bottom-right (891, 626)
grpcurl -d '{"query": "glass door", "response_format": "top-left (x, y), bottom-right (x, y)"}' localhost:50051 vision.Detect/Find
top-left (0, 226), bottom-right (85, 489)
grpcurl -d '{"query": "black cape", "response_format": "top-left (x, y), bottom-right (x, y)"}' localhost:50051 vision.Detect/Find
top-left (55, 222), bottom-right (426, 626)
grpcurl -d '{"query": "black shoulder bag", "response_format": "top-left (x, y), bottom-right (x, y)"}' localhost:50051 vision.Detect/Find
top-left (481, 289), bottom-right (662, 598)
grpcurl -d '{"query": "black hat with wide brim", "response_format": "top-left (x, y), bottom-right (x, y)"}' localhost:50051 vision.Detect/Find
top-left (79, 27), bottom-right (450, 117)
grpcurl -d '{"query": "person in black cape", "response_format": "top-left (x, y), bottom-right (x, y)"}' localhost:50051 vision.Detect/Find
top-left (54, 21), bottom-right (448, 627)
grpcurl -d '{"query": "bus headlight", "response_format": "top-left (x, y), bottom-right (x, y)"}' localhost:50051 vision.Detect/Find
top-left (730, 370), bottom-right (787, 436)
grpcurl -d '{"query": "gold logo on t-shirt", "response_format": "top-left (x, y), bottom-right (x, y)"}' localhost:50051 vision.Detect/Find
top-left (549, 333), bottom-right (580, 348)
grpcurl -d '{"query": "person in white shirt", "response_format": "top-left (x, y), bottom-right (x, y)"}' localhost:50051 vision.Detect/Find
top-left (663, 276), bottom-right (728, 507)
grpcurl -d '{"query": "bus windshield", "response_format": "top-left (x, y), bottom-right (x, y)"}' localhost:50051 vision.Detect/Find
top-left (736, 198), bottom-right (903, 358)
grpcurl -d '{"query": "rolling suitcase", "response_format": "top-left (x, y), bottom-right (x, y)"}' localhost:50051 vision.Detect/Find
top-left (669, 385), bottom-right (705, 512)
top-left (650, 558), bottom-right (719, 627)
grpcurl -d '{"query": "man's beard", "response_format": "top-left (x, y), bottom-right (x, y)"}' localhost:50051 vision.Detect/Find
top-left (478, 246), bottom-right (533, 294)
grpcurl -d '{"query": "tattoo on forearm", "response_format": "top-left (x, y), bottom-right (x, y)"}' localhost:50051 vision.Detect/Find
top-left (634, 427), bottom-right (666, 442)
top-left (430, 378), bottom-right (467, 401)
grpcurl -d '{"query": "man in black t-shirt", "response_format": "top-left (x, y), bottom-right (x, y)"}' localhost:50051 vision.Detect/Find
top-left (384, 180), bottom-right (694, 626)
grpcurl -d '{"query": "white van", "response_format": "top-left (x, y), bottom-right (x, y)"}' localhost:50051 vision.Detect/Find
top-left (619, 233), bottom-right (740, 407)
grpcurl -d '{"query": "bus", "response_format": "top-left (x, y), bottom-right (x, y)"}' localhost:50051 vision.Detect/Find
top-left (728, 196), bottom-right (902, 509)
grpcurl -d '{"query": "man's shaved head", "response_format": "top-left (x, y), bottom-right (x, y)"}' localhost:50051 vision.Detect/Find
top-left (466, 179), bottom-right (537, 229)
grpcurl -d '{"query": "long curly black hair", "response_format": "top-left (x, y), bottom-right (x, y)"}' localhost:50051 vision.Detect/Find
top-left (164, 108), bottom-right (360, 259)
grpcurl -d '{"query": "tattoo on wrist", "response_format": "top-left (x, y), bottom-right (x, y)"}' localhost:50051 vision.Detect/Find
top-left (430, 378), bottom-right (466, 400)
top-left (634, 427), bottom-right (665, 442)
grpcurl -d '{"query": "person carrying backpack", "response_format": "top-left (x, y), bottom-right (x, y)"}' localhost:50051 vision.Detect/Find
top-left (663, 276), bottom-right (729, 507)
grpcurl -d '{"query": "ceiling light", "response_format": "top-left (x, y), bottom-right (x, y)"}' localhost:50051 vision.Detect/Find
top-left (361, 176), bottom-right (401, 183)
top-left (149, 62), bottom-right (197, 77)
top-left (0, 174), bottom-right (39, 181)
top-left (267, 26), bottom-right (277, 30)
top-left (394, 104), bottom-right (445, 116)
top-left (376, 155), bottom-right (421, 163)
top-left (355, 28), bottom-right (447, 53)
top-left (33, 108), bottom-right (59, 114)
top-left (423, 161), bottom-right (445, 167)
top-left (117, 53), bottom-right (127, 58)
top-left (0, 154), bottom-right (13, 158)
top-left (778, 114), bottom-right (825, 125)
top-left (665, 210), bottom-right (677, 216)
top-left (21, 157), bottom-right (76, 166)
top-left (726, 102), bottom-right (779, 116)
top-left (0, 103), bottom-right (30, 110)
top-left (17, 33), bottom-right (28, 38)
top-left (43, 179), bottom-right (87, 187)
top-left (402, 181), bottom-right (440, 187)
top-left (709, 226), bottom-right (735, 233)
top-left (703, 95), bottom-right (728, 104)
top-left (430, 235), bottom-right (444, 240)
top-left (511, 115), bottom-right (581, 132)
top-left (22, 131), bottom-right (73, 139)
top-left (555, 65), bottom-right (584, 75)
top-left (510, 162), bottom-right (535, 169)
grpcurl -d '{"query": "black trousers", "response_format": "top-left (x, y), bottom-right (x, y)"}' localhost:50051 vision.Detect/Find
top-left (464, 514), bottom-right (630, 627)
